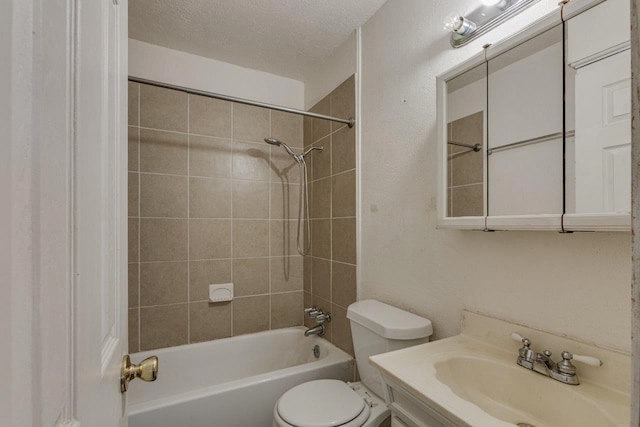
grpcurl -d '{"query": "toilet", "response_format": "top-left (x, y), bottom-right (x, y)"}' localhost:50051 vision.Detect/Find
top-left (273, 299), bottom-right (433, 427)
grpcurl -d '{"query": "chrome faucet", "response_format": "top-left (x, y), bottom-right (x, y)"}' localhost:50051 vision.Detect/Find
top-left (512, 333), bottom-right (602, 385)
top-left (303, 306), bottom-right (331, 337)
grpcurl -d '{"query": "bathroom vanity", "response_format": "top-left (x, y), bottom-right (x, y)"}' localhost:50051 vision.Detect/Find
top-left (370, 311), bottom-right (630, 427)
top-left (437, 0), bottom-right (631, 232)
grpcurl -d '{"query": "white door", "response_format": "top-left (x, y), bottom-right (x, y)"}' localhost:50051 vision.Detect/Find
top-left (574, 49), bottom-right (631, 213)
top-left (74, 0), bottom-right (130, 425)
top-left (16, 0), bottom-right (132, 425)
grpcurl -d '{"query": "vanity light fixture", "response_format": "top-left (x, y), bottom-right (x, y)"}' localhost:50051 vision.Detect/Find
top-left (447, 0), bottom-right (541, 47)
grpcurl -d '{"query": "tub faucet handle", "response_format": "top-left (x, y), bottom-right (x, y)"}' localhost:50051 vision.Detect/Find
top-left (304, 306), bottom-right (317, 314)
top-left (315, 313), bottom-right (331, 323)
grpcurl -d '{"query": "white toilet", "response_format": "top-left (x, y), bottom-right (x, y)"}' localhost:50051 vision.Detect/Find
top-left (273, 299), bottom-right (433, 427)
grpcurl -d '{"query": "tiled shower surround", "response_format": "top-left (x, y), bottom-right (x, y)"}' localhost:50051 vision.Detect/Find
top-left (128, 76), bottom-right (356, 355)
top-left (304, 76), bottom-right (357, 356)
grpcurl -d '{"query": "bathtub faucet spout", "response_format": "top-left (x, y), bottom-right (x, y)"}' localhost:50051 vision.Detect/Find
top-left (304, 324), bottom-right (325, 337)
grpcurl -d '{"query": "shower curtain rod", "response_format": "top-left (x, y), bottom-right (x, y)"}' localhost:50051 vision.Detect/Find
top-left (129, 77), bottom-right (356, 128)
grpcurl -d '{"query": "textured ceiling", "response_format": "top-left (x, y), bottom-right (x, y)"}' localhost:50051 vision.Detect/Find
top-left (129, 0), bottom-right (387, 81)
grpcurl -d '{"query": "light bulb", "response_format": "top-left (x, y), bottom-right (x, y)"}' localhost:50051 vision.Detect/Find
top-left (443, 13), bottom-right (477, 35)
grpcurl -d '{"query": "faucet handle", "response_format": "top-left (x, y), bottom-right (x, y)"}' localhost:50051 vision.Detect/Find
top-left (511, 332), bottom-right (525, 342)
top-left (304, 306), bottom-right (317, 315)
top-left (562, 351), bottom-right (603, 367)
top-left (315, 313), bottom-right (331, 323)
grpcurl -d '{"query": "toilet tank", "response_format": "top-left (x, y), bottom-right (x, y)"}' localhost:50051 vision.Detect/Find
top-left (347, 300), bottom-right (433, 398)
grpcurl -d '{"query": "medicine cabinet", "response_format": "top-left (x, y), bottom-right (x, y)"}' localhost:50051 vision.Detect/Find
top-left (436, 0), bottom-right (631, 232)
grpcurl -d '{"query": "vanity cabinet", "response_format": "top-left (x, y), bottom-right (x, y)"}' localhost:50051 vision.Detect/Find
top-left (436, 0), bottom-right (631, 232)
top-left (382, 376), bottom-right (457, 427)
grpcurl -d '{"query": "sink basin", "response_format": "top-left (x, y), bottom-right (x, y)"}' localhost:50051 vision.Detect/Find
top-left (434, 356), bottom-right (620, 427)
top-left (369, 312), bottom-right (631, 427)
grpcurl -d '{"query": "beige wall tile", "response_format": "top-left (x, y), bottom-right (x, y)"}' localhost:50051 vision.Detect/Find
top-left (311, 137), bottom-right (331, 180)
top-left (140, 261), bottom-right (188, 306)
top-left (140, 129), bottom-right (188, 175)
top-left (233, 220), bottom-right (270, 258)
top-left (271, 292), bottom-right (303, 329)
top-left (129, 173), bottom-right (139, 217)
top-left (233, 295), bottom-right (270, 335)
top-left (189, 136), bottom-right (232, 179)
top-left (189, 259), bottom-right (231, 301)
top-left (128, 126), bottom-right (139, 172)
top-left (232, 180), bottom-right (270, 219)
top-left (270, 148), bottom-right (301, 184)
top-left (232, 141), bottom-right (271, 181)
top-left (331, 304), bottom-right (354, 356)
top-left (129, 263), bottom-right (139, 308)
top-left (303, 116), bottom-right (313, 148)
top-left (303, 256), bottom-right (311, 292)
top-left (271, 220), bottom-right (299, 257)
top-left (311, 96), bottom-right (331, 143)
top-left (140, 219), bottom-right (188, 262)
top-left (332, 171), bottom-right (355, 218)
top-left (332, 262), bottom-right (356, 309)
top-left (271, 183), bottom-right (300, 220)
top-left (330, 76), bottom-right (355, 133)
top-left (271, 110), bottom-right (303, 148)
top-left (128, 308), bottom-right (139, 352)
top-left (332, 218), bottom-right (356, 264)
top-left (451, 150), bottom-right (483, 187)
top-left (189, 219), bottom-right (231, 260)
top-left (271, 256), bottom-right (303, 293)
top-left (311, 257), bottom-right (331, 301)
top-left (232, 258), bottom-right (270, 296)
top-left (311, 219), bottom-right (331, 259)
top-left (140, 174), bottom-right (188, 218)
top-left (451, 184), bottom-right (483, 217)
top-left (189, 301), bottom-right (232, 342)
top-left (140, 84), bottom-right (188, 133)
top-left (332, 126), bottom-right (355, 175)
top-left (128, 218), bottom-right (139, 263)
top-left (189, 177), bottom-right (231, 218)
top-left (189, 95), bottom-right (232, 138)
top-left (140, 304), bottom-right (188, 350)
top-left (128, 82), bottom-right (139, 127)
top-left (311, 177), bottom-right (331, 219)
top-left (233, 103), bottom-right (270, 143)
top-left (451, 111), bottom-right (483, 153)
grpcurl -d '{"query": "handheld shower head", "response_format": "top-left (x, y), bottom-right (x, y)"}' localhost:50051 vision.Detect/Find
top-left (263, 137), bottom-right (297, 157)
top-left (264, 137), bottom-right (282, 146)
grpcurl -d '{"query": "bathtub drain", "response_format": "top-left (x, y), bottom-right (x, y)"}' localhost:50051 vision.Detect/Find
top-left (313, 345), bottom-right (320, 358)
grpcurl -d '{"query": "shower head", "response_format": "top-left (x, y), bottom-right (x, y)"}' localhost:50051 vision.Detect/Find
top-left (263, 137), bottom-right (298, 158)
top-left (264, 137), bottom-right (282, 146)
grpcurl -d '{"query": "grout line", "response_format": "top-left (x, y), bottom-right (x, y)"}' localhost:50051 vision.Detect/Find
top-left (268, 109), bottom-right (272, 331)
top-left (136, 84), bottom-right (141, 351)
top-left (186, 93), bottom-right (191, 344)
top-left (137, 291), bottom-right (304, 310)
top-left (230, 102), bottom-right (234, 337)
top-left (449, 182), bottom-right (484, 189)
top-left (137, 125), bottom-right (282, 147)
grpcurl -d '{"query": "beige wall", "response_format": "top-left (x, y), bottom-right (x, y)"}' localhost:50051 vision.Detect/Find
top-left (303, 76), bottom-right (358, 356)
top-left (360, 0), bottom-right (632, 352)
top-left (128, 82), bottom-right (304, 352)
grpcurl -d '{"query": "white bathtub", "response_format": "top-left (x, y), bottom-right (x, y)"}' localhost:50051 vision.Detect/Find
top-left (128, 326), bottom-right (354, 427)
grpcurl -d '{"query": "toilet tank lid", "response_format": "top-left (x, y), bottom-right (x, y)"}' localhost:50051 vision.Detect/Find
top-left (347, 300), bottom-right (433, 340)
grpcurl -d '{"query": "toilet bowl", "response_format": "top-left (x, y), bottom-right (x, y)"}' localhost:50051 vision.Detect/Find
top-left (273, 300), bottom-right (433, 427)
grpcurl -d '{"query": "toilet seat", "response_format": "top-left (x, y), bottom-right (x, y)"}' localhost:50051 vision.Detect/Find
top-left (275, 380), bottom-right (371, 427)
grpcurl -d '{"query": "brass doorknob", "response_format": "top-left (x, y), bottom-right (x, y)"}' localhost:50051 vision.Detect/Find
top-left (120, 354), bottom-right (158, 393)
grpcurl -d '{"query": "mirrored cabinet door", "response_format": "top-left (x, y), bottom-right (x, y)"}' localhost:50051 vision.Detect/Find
top-left (486, 25), bottom-right (564, 226)
top-left (440, 62), bottom-right (487, 228)
top-left (564, 0), bottom-right (631, 231)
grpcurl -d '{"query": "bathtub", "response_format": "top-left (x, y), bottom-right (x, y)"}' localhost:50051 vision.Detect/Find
top-left (128, 326), bottom-right (354, 427)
